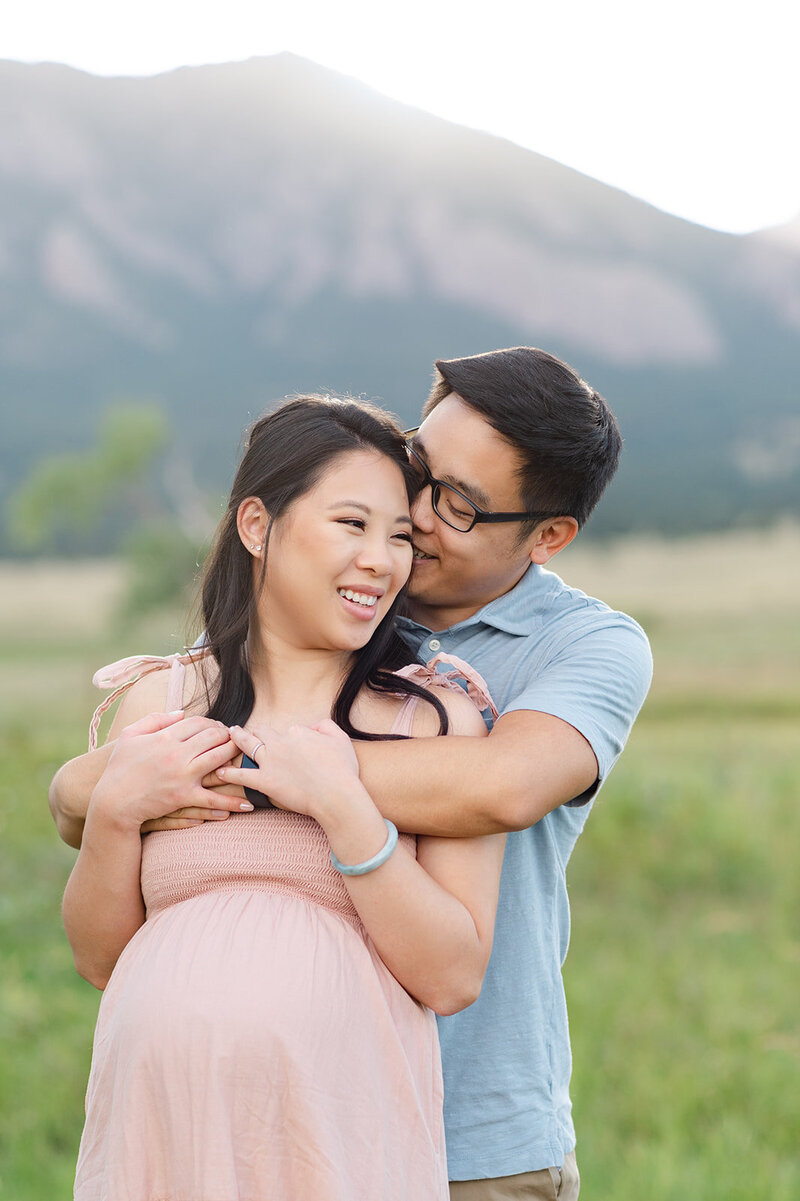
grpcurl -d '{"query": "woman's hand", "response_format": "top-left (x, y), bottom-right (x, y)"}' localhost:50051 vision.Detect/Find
top-left (222, 720), bottom-right (360, 821)
top-left (89, 712), bottom-right (254, 833)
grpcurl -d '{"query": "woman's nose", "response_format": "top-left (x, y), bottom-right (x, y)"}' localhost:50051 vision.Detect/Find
top-left (355, 536), bottom-right (394, 575)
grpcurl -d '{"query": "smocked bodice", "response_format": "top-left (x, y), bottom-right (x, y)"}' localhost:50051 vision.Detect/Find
top-left (141, 810), bottom-right (416, 922)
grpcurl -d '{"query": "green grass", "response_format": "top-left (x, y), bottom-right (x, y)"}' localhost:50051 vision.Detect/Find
top-left (1, 545), bottom-right (798, 1198)
top-left (566, 715), bottom-right (800, 1199)
top-left (0, 722), bottom-right (100, 1199)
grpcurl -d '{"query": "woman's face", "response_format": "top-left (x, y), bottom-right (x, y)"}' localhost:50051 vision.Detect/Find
top-left (255, 449), bottom-right (414, 654)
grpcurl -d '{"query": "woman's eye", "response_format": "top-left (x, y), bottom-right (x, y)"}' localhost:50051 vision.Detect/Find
top-left (338, 518), bottom-right (366, 530)
top-left (393, 532), bottom-right (413, 543)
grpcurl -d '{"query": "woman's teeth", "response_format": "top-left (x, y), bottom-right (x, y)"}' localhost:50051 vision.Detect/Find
top-left (338, 589), bottom-right (377, 608)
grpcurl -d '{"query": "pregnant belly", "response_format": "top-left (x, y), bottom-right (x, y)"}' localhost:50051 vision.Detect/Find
top-left (102, 891), bottom-right (370, 1035)
top-left (94, 889), bottom-right (431, 1080)
top-left (76, 888), bottom-right (442, 1196)
top-left (79, 889), bottom-right (444, 1201)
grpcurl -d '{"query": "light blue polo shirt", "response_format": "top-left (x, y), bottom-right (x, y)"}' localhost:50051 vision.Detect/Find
top-left (396, 562), bottom-right (653, 1181)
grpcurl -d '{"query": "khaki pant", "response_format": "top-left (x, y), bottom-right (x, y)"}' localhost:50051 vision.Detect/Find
top-left (449, 1151), bottom-right (580, 1201)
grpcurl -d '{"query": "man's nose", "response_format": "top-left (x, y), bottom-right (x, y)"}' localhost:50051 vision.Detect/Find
top-left (410, 484), bottom-right (436, 533)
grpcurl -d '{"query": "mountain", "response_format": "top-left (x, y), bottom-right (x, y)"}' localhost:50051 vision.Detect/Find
top-left (1, 53), bottom-right (799, 549)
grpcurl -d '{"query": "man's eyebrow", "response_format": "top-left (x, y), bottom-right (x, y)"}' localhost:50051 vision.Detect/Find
top-left (328, 500), bottom-right (413, 524)
top-left (412, 437), bottom-right (492, 510)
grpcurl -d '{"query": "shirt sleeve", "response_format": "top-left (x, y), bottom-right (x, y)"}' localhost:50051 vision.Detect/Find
top-left (501, 613), bottom-right (653, 804)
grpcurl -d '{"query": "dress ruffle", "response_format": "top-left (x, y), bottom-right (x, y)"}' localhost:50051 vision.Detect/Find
top-left (392, 652), bottom-right (498, 719)
top-left (89, 651), bottom-right (207, 750)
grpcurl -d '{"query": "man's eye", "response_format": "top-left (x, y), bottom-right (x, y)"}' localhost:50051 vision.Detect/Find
top-left (441, 493), bottom-right (473, 520)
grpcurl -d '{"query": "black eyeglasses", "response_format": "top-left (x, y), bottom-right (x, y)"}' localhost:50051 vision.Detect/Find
top-left (404, 436), bottom-right (556, 534)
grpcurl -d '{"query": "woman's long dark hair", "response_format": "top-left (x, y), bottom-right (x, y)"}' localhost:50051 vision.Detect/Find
top-left (197, 395), bottom-right (448, 739)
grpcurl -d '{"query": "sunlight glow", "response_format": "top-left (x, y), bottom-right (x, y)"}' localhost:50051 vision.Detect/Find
top-left (5, 0), bottom-right (798, 234)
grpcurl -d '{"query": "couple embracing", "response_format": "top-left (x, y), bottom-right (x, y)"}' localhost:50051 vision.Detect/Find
top-left (52, 346), bottom-right (652, 1200)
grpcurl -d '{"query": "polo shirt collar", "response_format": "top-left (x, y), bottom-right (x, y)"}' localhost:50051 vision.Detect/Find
top-left (399, 564), bottom-right (551, 639)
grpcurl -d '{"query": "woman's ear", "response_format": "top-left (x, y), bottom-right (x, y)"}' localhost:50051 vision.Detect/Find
top-left (237, 497), bottom-right (269, 558)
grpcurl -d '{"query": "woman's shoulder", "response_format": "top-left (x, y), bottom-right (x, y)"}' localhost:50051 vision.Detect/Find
top-left (392, 652), bottom-right (497, 738)
top-left (93, 650), bottom-right (216, 744)
top-left (408, 681), bottom-right (489, 739)
top-left (355, 666), bottom-right (490, 739)
top-left (122, 651), bottom-right (214, 715)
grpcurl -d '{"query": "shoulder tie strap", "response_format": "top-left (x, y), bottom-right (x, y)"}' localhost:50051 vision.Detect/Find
top-left (393, 652), bottom-right (498, 719)
top-left (88, 652), bottom-right (199, 751)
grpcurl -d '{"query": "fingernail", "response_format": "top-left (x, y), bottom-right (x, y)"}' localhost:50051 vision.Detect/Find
top-left (240, 802), bottom-right (254, 811)
top-left (212, 810), bottom-right (229, 819)
top-left (217, 767), bottom-right (227, 777)
top-left (168, 710), bottom-right (184, 716)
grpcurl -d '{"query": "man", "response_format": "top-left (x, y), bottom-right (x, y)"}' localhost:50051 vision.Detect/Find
top-left (51, 346), bottom-right (652, 1199)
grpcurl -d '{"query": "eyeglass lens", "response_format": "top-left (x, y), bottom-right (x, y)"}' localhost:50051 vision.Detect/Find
top-left (407, 444), bottom-right (476, 531)
top-left (432, 484), bottom-right (476, 531)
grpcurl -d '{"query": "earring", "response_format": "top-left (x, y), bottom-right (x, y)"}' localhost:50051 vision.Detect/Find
top-left (250, 543), bottom-right (262, 553)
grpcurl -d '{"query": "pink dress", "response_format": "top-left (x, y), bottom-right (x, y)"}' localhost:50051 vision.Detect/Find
top-left (74, 653), bottom-right (496, 1201)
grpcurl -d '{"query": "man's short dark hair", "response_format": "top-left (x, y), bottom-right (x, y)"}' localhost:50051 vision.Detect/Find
top-left (424, 347), bottom-right (622, 530)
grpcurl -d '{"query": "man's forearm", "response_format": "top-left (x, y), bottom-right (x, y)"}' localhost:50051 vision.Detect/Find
top-left (357, 734), bottom-right (510, 836)
top-left (355, 711), bottom-right (598, 838)
top-left (50, 743), bottom-right (114, 849)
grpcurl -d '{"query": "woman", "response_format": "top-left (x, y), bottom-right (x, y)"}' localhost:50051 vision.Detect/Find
top-left (64, 395), bottom-right (505, 1201)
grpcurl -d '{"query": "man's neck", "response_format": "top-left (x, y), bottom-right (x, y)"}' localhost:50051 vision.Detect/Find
top-left (405, 599), bottom-right (480, 632)
top-left (406, 564), bottom-right (534, 632)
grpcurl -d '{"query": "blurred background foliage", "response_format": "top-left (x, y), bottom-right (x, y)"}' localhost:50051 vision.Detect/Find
top-left (7, 404), bottom-right (214, 620)
top-left (8, 405), bottom-right (169, 552)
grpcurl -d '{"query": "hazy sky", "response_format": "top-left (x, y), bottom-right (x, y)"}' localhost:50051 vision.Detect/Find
top-left (4, 0), bottom-right (797, 234)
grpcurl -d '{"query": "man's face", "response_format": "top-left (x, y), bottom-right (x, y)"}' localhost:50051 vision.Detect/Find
top-left (405, 394), bottom-right (537, 631)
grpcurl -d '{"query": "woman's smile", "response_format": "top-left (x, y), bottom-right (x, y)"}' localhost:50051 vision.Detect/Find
top-left (336, 586), bottom-right (383, 620)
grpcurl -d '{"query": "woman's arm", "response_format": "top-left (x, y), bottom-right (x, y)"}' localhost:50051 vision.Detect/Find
top-left (62, 776), bottom-right (148, 991)
top-left (225, 690), bottom-right (505, 1015)
top-left (328, 787), bottom-right (505, 1014)
top-left (61, 672), bottom-right (251, 989)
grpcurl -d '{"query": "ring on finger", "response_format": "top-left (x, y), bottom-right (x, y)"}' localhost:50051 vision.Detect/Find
top-left (252, 740), bottom-right (265, 761)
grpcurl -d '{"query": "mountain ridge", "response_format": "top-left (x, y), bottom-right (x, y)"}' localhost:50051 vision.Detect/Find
top-left (1, 54), bottom-right (799, 547)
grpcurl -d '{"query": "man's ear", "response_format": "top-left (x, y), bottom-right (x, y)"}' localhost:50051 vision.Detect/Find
top-left (237, 497), bottom-right (270, 558)
top-left (527, 517), bottom-right (579, 566)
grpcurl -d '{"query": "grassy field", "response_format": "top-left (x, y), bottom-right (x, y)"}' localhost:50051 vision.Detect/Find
top-left (1, 529), bottom-right (798, 1198)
